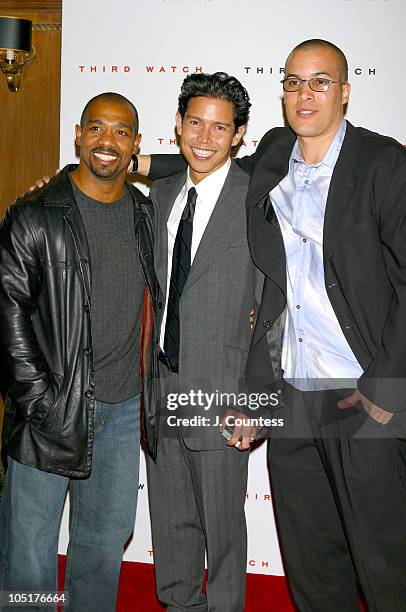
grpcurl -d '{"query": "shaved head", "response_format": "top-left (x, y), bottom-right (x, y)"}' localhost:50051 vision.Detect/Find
top-left (80, 92), bottom-right (139, 132)
top-left (286, 39), bottom-right (348, 82)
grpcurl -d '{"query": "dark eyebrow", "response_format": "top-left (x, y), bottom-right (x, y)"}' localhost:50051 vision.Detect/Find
top-left (115, 122), bottom-right (133, 130)
top-left (186, 113), bottom-right (232, 128)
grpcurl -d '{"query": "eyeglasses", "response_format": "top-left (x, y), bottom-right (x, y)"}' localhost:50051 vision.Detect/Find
top-left (281, 77), bottom-right (339, 92)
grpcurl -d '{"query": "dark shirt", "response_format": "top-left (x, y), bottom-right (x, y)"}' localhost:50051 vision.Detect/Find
top-left (70, 177), bottom-right (144, 403)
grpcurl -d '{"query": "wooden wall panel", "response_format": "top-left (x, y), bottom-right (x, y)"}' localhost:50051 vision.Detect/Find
top-left (0, 6), bottom-right (62, 211)
top-left (0, 1), bottom-right (61, 14)
top-left (0, 0), bottom-right (62, 445)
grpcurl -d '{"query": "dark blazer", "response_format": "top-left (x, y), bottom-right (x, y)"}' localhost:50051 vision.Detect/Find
top-left (236, 122), bottom-right (406, 413)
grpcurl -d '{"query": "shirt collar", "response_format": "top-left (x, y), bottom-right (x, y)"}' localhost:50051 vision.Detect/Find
top-left (186, 158), bottom-right (231, 198)
top-left (290, 119), bottom-right (347, 170)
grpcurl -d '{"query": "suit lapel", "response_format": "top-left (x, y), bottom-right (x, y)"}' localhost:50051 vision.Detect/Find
top-left (153, 173), bottom-right (186, 300)
top-left (183, 163), bottom-right (247, 292)
top-left (246, 128), bottom-right (296, 214)
top-left (249, 204), bottom-right (287, 291)
top-left (246, 138), bottom-right (293, 291)
top-left (323, 123), bottom-right (363, 259)
top-left (247, 142), bottom-right (293, 209)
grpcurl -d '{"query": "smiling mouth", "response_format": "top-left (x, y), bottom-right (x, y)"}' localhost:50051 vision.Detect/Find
top-left (192, 147), bottom-right (215, 158)
top-left (297, 110), bottom-right (317, 117)
top-left (93, 151), bottom-right (119, 162)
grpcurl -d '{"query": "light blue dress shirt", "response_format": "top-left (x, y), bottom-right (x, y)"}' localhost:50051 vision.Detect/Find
top-left (270, 120), bottom-right (363, 390)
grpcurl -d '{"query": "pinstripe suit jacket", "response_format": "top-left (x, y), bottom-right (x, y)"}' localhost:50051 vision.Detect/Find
top-left (151, 160), bottom-right (263, 450)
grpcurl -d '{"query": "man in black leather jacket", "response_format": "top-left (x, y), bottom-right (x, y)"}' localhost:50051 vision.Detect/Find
top-left (0, 93), bottom-right (158, 612)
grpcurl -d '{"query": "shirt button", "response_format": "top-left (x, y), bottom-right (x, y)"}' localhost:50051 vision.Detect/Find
top-left (296, 304), bottom-right (300, 309)
top-left (298, 337), bottom-right (303, 342)
top-left (305, 180), bottom-right (310, 185)
top-left (302, 238), bottom-right (307, 243)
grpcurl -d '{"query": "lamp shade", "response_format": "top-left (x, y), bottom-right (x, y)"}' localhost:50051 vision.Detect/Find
top-left (0, 16), bottom-right (32, 53)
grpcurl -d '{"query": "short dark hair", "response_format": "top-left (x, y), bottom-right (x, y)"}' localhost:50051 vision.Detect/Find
top-left (177, 72), bottom-right (251, 131)
top-left (287, 39), bottom-right (349, 82)
top-left (80, 92), bottom-right (139, 131)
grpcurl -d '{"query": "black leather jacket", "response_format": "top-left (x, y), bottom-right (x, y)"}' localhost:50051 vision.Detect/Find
top-left (0, 166), bottom-right (159, 477)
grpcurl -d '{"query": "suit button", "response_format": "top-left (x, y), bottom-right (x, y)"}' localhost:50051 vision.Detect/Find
top-left (263, 320), bottom-right (271, 328)
top-left (84, 348), bottom-right (92, 356)
top-left (85, 390), bottom-right (94, 399)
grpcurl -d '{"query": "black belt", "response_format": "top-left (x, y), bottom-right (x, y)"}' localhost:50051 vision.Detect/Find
top-left (158, 350), bottom-right (178, 373)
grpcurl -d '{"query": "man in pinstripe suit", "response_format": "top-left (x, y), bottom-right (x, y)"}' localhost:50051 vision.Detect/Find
top-left (144, 73), bottom-right (263, 612)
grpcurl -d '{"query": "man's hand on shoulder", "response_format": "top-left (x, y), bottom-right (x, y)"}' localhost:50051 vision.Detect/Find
top-left (28, 168), bottom-right (60, 192)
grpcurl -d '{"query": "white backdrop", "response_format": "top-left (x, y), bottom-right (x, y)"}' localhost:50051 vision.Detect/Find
top-left (59, 0), bottom-right (406, 576)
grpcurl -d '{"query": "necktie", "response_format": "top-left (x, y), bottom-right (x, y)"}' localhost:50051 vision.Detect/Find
top-left (164, 186), bottom-right (197, 370)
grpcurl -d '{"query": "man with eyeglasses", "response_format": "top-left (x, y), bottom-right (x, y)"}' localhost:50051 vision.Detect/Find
top-left (140, 38), bottom-right (406, 612)
top-left (238, 38), bottom-right (406, 611)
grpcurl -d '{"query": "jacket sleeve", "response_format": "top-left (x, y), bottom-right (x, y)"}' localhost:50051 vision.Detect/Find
top-left (357, 149), bottom-right (406, 412)
top-left (0, 204), bottom-right (60, 421)
top-left (148, 154), bottom-right (187, 180)
top-left (233, 152), bottom-right (256, 176)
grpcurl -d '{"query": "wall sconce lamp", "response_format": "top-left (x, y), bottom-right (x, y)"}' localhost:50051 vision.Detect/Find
top-left (0, 16), bottom-right (36, 92)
